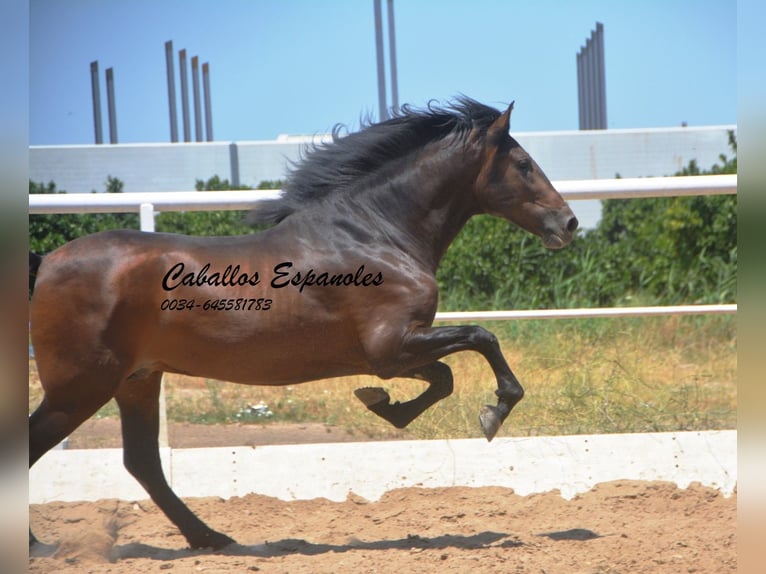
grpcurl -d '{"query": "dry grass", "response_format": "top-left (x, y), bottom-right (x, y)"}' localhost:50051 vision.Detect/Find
top-left (28, 315), bottom-right (736, 439)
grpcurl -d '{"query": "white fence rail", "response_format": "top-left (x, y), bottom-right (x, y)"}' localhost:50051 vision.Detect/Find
top-left (29, 174), bottom-right (738, 320)
top-left (436, 304), bottom-right (736, 322)
top-left (556, 174), bottom-right (736, 200)
top-left (29, 175), bottom-right (736, 215)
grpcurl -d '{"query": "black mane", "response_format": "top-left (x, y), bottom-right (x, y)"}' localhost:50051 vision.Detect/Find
top-left (249, 97), bottom-right (502, 224)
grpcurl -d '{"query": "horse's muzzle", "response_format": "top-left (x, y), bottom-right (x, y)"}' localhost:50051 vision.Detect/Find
top-left (542, 210), bottom-right (578, 249)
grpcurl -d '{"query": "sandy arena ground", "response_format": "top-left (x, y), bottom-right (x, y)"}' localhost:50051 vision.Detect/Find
top-left (29, 421), bottom-right (736, 573)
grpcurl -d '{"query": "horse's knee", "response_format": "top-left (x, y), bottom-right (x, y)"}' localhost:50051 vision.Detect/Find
top-left (467, 326), bottom-right (500, 351)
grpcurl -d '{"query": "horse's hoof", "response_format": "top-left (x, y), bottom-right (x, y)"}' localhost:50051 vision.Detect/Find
top-left (354, 387), bottom-right (390, 407)
top-left (479, 405), bottom-right (503, 442)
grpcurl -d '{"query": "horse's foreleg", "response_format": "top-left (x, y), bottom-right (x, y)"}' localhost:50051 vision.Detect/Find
top-left (354, 361), bottom-right (453, 428)
top-left (114, 372), bottom-right (235, 550)
top-left (364, 325), bottom-right (523, 441)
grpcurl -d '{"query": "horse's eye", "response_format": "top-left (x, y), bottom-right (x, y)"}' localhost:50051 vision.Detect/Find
top-left (518, 159), bottom-right (532, 175)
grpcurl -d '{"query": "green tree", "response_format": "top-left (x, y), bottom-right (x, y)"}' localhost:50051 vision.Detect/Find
top-left (154, 176), bottom-right (281, 236)
top-left (595, 132), bottom-right (737, 303)
top-left (154, 176), bottom-right (252, 236)
top-left (29, 178), bottom-right (139, 253)
top-left (30, 176), bottom-right (283, 252)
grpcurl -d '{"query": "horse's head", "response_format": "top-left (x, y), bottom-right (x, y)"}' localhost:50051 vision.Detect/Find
top-left (473, 102), bottom-right (578, 249)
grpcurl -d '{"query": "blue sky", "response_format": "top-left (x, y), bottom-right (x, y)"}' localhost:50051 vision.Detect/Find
top-left (30, 0), bottom-right (736, 145)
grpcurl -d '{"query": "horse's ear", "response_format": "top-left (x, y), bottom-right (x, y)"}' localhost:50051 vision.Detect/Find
top-left (488, 101), bottom-right (514, 142)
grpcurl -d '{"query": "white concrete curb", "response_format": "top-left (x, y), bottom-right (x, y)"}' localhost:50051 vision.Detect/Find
top-left (29, 430), bottom-right (736, 504)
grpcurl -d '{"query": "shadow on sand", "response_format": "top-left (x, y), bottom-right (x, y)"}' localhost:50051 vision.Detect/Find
top-left (111, 530), bottom-right (520, 562)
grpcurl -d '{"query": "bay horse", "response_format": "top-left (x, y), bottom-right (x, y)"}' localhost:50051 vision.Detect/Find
top-left (29, 98), bottom-right (577, 549)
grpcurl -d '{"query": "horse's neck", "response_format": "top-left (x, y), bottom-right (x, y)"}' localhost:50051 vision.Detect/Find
top-left (360, 147), bottom-right (481, 271)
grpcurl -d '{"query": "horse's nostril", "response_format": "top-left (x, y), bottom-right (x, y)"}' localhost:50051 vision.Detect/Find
top-left (566, 216), bottom-right (579, 233)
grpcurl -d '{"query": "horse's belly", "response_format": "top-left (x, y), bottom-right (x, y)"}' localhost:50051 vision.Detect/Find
top-left (147, 313), bottom-right (372, 386)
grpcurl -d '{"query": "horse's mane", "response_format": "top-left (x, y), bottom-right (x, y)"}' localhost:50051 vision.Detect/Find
top-left (248, 97), bottom-right (502, 225)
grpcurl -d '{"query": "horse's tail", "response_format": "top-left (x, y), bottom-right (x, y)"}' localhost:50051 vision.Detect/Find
top-left (29, 251), bottom-right (43, 297)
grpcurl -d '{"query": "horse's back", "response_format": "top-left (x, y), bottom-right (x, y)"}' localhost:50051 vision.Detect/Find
top-left (29, 229), bottom-right (376, 385)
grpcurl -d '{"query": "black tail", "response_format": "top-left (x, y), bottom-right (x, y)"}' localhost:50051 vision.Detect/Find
top-left (29, 251), bottom-right (43, 297)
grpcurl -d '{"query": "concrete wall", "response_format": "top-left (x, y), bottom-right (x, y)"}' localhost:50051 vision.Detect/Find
top-left (30, 431), bottom-right (736, 504)
top-left (29, 141), bottom-right (236, 193)
top-left (30, 126), bottom-right (735, 193)
top-left (517, 125), bottom-right (735, 180)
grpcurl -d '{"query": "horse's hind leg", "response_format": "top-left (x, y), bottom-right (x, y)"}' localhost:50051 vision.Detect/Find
top-left (354, 361), bottom-right (454, 428)
top-left (29, 372), bottom-right (120, 546)
top-left (113, 371), bottom-right (235, 550)
top-left (29, 379), bottom-right (118, 468)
